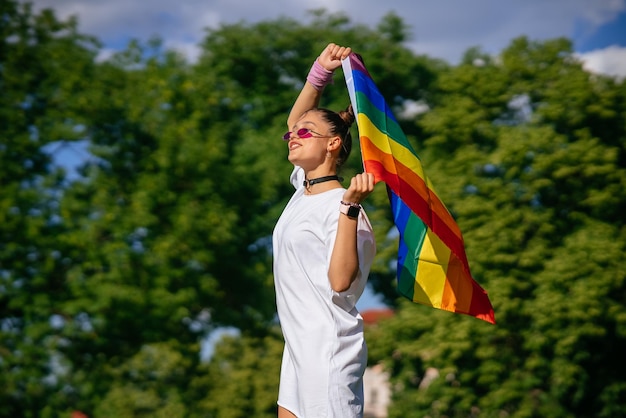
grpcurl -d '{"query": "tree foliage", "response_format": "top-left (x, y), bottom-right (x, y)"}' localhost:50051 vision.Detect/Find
top-left (1, 1), bottom-right (625, 417)
top-left (368, 37), bottom-right (626, 417)
top-left (1, 1), bottom-right (100, 416)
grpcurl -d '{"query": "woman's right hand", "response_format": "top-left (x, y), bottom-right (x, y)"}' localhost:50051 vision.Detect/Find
top-left (342, 172), bottom-right (376, 205)
top-left (318, 43), bottom-right (351, 72)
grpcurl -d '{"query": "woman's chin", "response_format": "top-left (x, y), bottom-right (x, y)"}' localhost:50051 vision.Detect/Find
top-left (287, 152), bottom-right (301, 165)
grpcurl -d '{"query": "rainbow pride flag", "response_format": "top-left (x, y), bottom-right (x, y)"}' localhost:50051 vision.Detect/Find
top-left (343, 53), bottom-right (495, 324)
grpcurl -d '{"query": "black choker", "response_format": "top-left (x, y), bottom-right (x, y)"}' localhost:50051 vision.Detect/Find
top-left (303, 175), bottom-right (342, 189)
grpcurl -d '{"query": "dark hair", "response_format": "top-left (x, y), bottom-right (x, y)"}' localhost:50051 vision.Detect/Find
top-left (314, 105), bottom-right (355, 169)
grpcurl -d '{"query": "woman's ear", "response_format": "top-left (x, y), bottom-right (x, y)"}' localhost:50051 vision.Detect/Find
top-left (327, 136), bottom-right (342, 152)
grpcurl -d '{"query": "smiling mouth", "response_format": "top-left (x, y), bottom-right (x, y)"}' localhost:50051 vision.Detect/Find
top-left (289, 142), bottom-right (301, 150)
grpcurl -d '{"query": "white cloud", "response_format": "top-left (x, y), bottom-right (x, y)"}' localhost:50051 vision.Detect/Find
top-left (577, 45), bottom-right (626, 78)
top-left (163, 39), bottom-right (201, 63)
top-left (577, 0), bottom-right (626, 26)
top-left (397, 99), bottom-right (430, 120)
top-left (28, 0), bottom-right (626, 63)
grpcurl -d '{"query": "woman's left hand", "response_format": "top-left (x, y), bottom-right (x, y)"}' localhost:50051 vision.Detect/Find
top-left (318, 43), bottom-right (352, 72)
top-left (342, 172), bottom-right (375, 204)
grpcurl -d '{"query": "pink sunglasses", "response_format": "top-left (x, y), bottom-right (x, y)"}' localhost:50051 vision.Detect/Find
top-left (282, 128), bottom-right (330, 141)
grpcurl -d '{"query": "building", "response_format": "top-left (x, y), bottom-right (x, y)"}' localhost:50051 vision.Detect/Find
top-left (362, 308), bottom-right (394, 418)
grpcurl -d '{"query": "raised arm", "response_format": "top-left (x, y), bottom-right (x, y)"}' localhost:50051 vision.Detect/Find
top-left (286, 43), bottom-right (352, 129)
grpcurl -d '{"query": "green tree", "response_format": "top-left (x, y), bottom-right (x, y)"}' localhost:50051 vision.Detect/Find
top-left (55, 37), bottom-right (281, 414)
top-left (0, 1), bottom-right (99, 416)
top-left (367, 37), bottom-right (626, 417)
top-left (187, 330), bottom-right (284, 418)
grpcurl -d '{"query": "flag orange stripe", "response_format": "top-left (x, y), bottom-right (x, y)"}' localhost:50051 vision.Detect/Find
top-left (360, 134), bottom-right (459, 236)
top-left (441, 254), bottom-right (472, 313)
top-left (361, 135), bottom-right (468, 266)
top-left (356, 117), bottom-right (464, 244)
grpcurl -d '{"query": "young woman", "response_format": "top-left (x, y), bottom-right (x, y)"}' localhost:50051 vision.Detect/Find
top-left (272, 43), bottom-right (376, 418)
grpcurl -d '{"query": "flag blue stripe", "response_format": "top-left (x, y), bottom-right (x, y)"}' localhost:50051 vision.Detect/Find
top-left (352, 68), bottom-right (399, 124)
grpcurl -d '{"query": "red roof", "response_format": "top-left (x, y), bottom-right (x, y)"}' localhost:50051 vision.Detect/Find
top-left (361, 308), bottom-right (394, 325)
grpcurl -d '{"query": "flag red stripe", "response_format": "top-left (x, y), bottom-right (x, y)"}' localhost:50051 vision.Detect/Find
top-left (361, 135), bottom-right (469, 268)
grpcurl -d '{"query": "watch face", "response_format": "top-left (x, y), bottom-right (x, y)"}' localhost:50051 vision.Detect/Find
top-left (347, 205), bottom-right (360, 218)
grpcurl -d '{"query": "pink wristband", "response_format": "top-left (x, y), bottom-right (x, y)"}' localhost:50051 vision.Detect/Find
top-left (306, 59), bottom-right (334, 90)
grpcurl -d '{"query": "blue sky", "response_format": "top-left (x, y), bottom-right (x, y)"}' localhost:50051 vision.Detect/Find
top-left (29, 0), bottom-right (626, 76)
top-left (574, 10), bottom-right (626, 51)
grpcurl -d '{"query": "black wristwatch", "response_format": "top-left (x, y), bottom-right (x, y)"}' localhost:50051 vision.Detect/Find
top-left (339, 201), bottom-right (361, 219)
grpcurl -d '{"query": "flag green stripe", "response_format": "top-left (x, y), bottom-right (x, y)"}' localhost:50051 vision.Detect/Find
top-left (354, 90), bottom-right (417, 154)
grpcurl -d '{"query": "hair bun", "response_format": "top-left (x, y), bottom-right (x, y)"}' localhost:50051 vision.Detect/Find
top-left (339, 105), bottom-right (355, 128)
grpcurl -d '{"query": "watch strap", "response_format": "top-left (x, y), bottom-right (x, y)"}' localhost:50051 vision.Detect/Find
top-left (339, 201), bottom-right (361, 219)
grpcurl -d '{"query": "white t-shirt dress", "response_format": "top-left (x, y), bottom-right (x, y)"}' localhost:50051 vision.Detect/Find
top-left (273, 167), bottom-right (376, 417)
